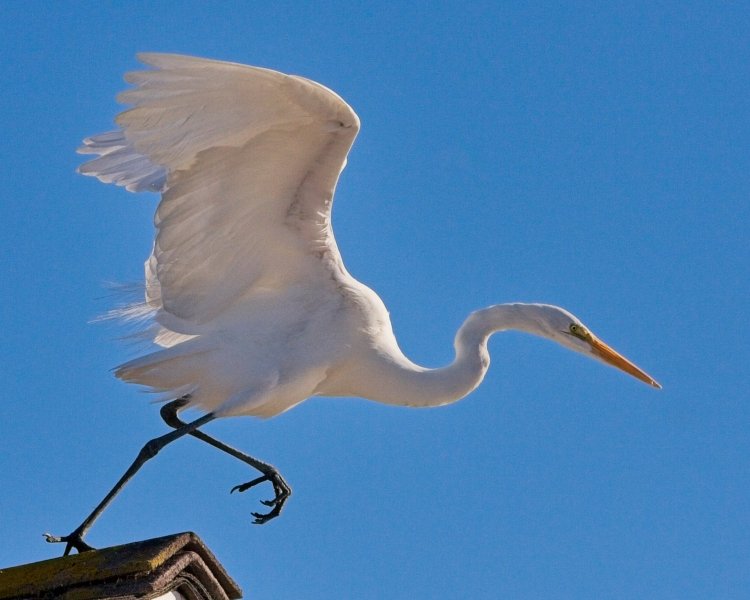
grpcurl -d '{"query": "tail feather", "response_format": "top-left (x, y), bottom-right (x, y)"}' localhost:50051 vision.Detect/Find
top-left (115, 346), bottom-right (208, 392)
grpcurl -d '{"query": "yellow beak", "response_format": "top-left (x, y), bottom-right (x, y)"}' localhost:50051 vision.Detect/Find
top-left (589, 336), bottom-right (662, 389)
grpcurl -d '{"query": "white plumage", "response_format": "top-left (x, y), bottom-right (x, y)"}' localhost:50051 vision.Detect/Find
top-left (80, 53), bottom-right (659, 420)
top-left (44, 54), bottom-right (661, 554)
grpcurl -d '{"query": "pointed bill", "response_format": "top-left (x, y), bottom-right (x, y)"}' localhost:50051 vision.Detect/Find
top-left (589, 336), bottom-right (661, 389)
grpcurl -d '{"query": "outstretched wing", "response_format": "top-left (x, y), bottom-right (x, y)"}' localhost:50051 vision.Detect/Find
top-left (79, 53), bottom-right (360, 328)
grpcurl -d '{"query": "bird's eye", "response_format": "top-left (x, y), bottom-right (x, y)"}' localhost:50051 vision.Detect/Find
top-left (569, 323), bottom-right (588, 339)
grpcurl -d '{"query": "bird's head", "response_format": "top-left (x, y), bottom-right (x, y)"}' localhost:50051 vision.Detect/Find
top-left (533, 305), bottom-right (661, 388)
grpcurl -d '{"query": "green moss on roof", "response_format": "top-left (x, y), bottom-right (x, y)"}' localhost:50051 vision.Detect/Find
top-left (0, 532), bottom-right (241, 600)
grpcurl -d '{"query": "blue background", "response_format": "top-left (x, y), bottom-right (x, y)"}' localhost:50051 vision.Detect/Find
top-left (1, 2), bottom-right (748, 598)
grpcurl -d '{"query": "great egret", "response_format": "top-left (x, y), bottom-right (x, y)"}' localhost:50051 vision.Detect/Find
top-left (46, 54), bottom-right (660, 555)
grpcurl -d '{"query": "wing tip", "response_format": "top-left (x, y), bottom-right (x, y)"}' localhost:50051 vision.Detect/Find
top-left (135, 52), bottom-right (209, 70)
top-left (135, 52), bottom-right (170, 67)
top-left (135, 52), bottom-right (249, 71)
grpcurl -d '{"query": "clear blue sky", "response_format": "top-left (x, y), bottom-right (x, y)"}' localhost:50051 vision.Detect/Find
top-left (1, 3), bottom-right (748, 598)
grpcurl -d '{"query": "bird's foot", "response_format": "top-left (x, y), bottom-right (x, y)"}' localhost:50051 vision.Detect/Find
top-left (43, 528), bottom-right (95, 556)
top-left (231, 470), bottom-right (291, 524)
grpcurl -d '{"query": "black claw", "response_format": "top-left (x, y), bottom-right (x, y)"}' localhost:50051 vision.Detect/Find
top-left (231, 474), bottom-right (268, 494)
top-left (251, 511), bottom-right (276, 525)
top-left (231, 469), bottom-right (290, 524)
top-left (43, 531), bottom-right (95, 555)
top-left (228, 476), bottom-right (287, 524)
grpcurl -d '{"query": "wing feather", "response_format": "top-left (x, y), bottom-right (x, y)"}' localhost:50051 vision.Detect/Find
top-left (79, 53), bottom-right (360, 328)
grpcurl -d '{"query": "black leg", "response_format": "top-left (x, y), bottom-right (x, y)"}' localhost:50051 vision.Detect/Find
top-left (160, 398), bottom-right (291, 524)
top-left (44, 410), bottom-right (216, 555)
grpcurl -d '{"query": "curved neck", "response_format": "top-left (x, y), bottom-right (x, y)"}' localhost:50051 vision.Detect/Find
top-left (354, 303), bottom-right (556, 408)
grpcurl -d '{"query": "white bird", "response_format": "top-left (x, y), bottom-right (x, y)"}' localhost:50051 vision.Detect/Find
top-left (46, 53), bottom-right (660, 555)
